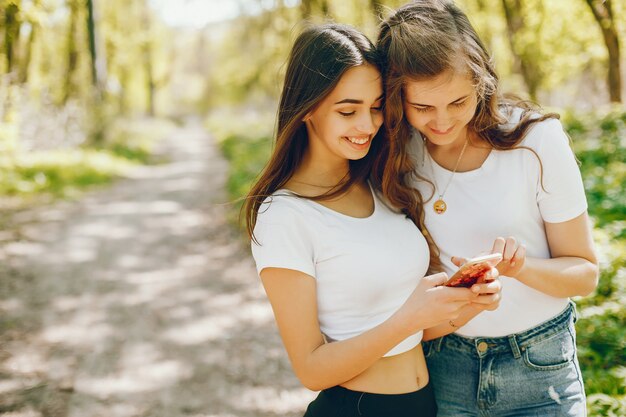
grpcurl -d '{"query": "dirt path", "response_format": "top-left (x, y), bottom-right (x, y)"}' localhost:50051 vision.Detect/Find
top-left (0, 119), bottom-right (315, 417)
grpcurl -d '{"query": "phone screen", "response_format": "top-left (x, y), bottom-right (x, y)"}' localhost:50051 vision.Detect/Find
top-left (444, 253), bottom-right (502, 288)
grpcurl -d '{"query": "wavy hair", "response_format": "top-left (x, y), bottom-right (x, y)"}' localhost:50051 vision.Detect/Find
top-left (244, 23), bottom-right (383, 242)
top-left (372, 0), bottom-right (558, 271)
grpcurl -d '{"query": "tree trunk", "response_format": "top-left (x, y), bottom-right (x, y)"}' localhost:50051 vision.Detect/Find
top-left (301, 0), bottom-right (312, 19)
top-left (63, 0), bottom-right (79, 103)
top-left (86, 0), bottom-right (97, 87)
top-left (142, 8), bottom-right (155, 116)
top-left (300, 0), bottom-right (331, 19)
top-left (4, 2), bottom-right (21, 76)
top-left (319, 0), bottom-right (329, 16)
top-left (500, 0), bottom-right (541, 100)
top-left (584, 0), bottom-right (622, 103)
top-left (19, 0), bottom-right (39, 83)
top-left (369, 0), bottom-right (383, 17)
top-left (474, 0), bottom-right (494, 54)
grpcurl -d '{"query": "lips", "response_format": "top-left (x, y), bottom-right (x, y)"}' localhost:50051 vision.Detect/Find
top-left (429, 126), bottom-right (454, 135)
top-left (344, 136), bottom-right (370, 146)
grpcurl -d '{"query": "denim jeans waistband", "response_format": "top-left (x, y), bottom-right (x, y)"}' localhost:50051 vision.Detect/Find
top-left (430, 300), bottom-right (577, 359)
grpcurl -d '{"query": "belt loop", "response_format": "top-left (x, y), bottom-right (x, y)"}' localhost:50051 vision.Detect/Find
top-left (434, 336), bottom-right (444, 352)
top-left (508, 335), bottom-right (522, 359)
top-left (570, 300), bottom-right (579, 324)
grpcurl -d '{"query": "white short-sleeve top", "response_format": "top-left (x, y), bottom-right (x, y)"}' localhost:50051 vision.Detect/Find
top-left (408, 109), bottom-right (588, 337)
top-left (251, 184), bottom-right (430, 356)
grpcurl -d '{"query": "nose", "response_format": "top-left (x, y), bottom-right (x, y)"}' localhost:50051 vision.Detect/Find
top-left (357, 112), bottom-right (380, 134)
top-left (432, 109), bottom-right (452, 130)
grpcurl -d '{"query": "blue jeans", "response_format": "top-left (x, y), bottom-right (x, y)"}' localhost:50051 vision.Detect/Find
top-left (424, 301), bottom-right (586, 416)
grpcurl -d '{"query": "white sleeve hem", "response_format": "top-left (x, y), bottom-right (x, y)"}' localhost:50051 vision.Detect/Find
top-left (541, 203), bottom-right (588, 224)
top-left (256, 263), bottom-right (316, 279)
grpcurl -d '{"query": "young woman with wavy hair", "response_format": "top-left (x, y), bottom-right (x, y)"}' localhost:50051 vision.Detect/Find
top-left (245, 22), bottom-right (500, 417)
top-left (374, 1), bottom-right (599, 415)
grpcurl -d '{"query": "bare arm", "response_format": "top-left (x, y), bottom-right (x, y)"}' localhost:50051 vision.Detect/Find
top-left (261, 267), bottom-right (475, 391)
top-left (423, 271), bottom-right (502, 341)
top-left (497, 212), bottom-right (599, 298)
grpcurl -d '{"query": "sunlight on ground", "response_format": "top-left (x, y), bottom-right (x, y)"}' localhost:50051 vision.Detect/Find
top-left (4, 345), bottom-right (48, 374)
top-left (77, 359), bottom-right (192, 397)
top-left (41, 311), bottom-right (114, 347)
top-left (0, 409), bottom-right (43, 417)
top-left (235, 386), bottom-right (316, 414)
top-left (0, 122), bottom-right (302, 416)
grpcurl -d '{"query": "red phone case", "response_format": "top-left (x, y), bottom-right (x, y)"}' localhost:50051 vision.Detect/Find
top-left (444, 263), bottom-right (493, 287)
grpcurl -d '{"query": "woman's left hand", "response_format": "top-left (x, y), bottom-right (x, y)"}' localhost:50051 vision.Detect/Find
top-left (451, 257), bottom-right (502, 311)
top-left (492, 236), bottom-right (526, 278)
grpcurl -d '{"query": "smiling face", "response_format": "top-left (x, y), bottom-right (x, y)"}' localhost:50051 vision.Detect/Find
top-left (304, 64), bottom-right (384, 165)
top-left (403, 70), bottom-right (478, 150)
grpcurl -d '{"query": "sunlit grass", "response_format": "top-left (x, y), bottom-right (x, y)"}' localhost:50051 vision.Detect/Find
top-left (0, 150), bottom-right (132, 198)
top-left (206, 108), bottom-right (274, 224)
top-left (213, 107), bottom-right (626, 416)
top-left (0, 117), bottom-right (176, 202)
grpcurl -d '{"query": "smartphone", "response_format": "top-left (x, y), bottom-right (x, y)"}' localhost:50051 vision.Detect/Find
top-left (444, 253), bottom-right (503, 288)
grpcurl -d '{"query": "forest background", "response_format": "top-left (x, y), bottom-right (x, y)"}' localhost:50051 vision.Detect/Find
top-left (0, 0), bottom-right (624, 416)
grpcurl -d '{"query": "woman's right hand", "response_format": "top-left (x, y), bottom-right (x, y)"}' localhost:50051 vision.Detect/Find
top-left (395, 272), bottom-right (476, 334)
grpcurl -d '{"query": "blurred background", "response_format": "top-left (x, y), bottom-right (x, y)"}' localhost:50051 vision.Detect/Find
top-left (0, 0), bottom-right (624, 416)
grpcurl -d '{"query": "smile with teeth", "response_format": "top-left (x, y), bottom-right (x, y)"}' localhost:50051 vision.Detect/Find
top-left (345, 136), bottom-right (370, 145)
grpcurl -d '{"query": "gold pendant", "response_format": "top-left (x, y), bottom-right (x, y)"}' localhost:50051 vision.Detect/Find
top-left (433, 199), bottom-right (447, 214)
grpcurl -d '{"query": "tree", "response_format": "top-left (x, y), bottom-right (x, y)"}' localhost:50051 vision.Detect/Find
top-left (369, 0), bottom-right (384, 18)
top-left (86, 0), bottom-right (107, 91)
top-left (584, 0), bottom-right (622, 103)
top-left (500, 0), bottom-right (544, 100)
top-left (18, 0), bottom-right (39, 83)
top-left (301, 0), bottom-right (331, 19)
top-left (3, 0), bottom-right (21, 76)
top-left (141, 0), bottom-right (155, 116)
top-left (63, 0), bottom-right (79, 103)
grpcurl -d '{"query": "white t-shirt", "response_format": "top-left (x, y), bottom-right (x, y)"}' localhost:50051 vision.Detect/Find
top-left (251, 184), bottom-right (430, 356)
top-left (408, 111), bottom-right (588, 337)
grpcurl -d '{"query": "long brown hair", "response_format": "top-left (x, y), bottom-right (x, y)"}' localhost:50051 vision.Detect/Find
top-left (373, 0), bottom-right (559, 270)
top-left (244, 23), bottom-right (383, 242)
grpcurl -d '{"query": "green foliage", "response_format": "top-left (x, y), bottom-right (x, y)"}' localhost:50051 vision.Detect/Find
top-left (561, 108), bottom-right (626, 416)
top-left (588, 392), bottom-right (626, 417)
top-left (213, 107), bottom-right (626, 415)
top-left (564, 107), bottom-right (626, 234)
top-left (102, 117), bottom-right (174, 163)
top-left (0, 117), bottom-right (175, 200)
top-left (206, 109), bottom-right (273, 202)
top-left (0, 149), bottom-right (131, 198)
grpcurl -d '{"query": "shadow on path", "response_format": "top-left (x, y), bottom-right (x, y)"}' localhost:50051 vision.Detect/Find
top-left (0, 119), bottom-right (315, 417)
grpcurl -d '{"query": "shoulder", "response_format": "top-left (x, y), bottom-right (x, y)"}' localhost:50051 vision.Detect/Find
top-left (256, 192), bottom-right (308, 224)
top-left (499, 106), bottom-right (569, 152)
top-left (519, 117), bottom-right (570, 155)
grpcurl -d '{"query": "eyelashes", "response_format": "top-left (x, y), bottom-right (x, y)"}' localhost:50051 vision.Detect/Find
top-left (339, 107), bottom-right (383, 117)
top-left (412, 101), bottom-right (468, 113)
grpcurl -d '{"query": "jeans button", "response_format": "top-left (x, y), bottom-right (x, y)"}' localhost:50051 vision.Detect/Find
top-left (477, 341), bottom-right (488, 353)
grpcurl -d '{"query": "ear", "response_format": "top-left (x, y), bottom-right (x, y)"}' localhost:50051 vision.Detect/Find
top-left (302, 112), bottom-right (312, 122)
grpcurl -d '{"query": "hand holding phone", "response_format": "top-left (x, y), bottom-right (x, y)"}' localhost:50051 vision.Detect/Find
top-left (444, 253), bottom-right (503, 288)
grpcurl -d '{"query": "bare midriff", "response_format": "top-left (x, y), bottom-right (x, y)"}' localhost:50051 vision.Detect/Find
top-left (340, 343), bottom-right (429, 394)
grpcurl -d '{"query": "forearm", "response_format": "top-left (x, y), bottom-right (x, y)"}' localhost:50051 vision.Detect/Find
top-left (296, 313), bottom-right (416, 391)
top-left (516, 256), bottom-right (599, 298)
top-left (422, 305), bottom-right (482, 341)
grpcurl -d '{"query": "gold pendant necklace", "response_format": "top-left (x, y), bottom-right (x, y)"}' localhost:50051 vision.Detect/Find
top-left (427, 137), bottom-right (469, 215)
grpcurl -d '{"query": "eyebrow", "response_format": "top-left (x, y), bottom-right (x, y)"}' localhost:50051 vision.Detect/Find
top-left (335, 94), bottom-right (384, 105)
top-left (407, 94), bottom-right (470, 106)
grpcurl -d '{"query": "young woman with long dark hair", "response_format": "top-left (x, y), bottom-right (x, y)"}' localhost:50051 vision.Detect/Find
top-left (245, 23), bottom-right (501, 416)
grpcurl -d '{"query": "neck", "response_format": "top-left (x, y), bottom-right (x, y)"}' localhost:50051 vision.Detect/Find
top-left (294, 149), bottom-right (350, 187)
